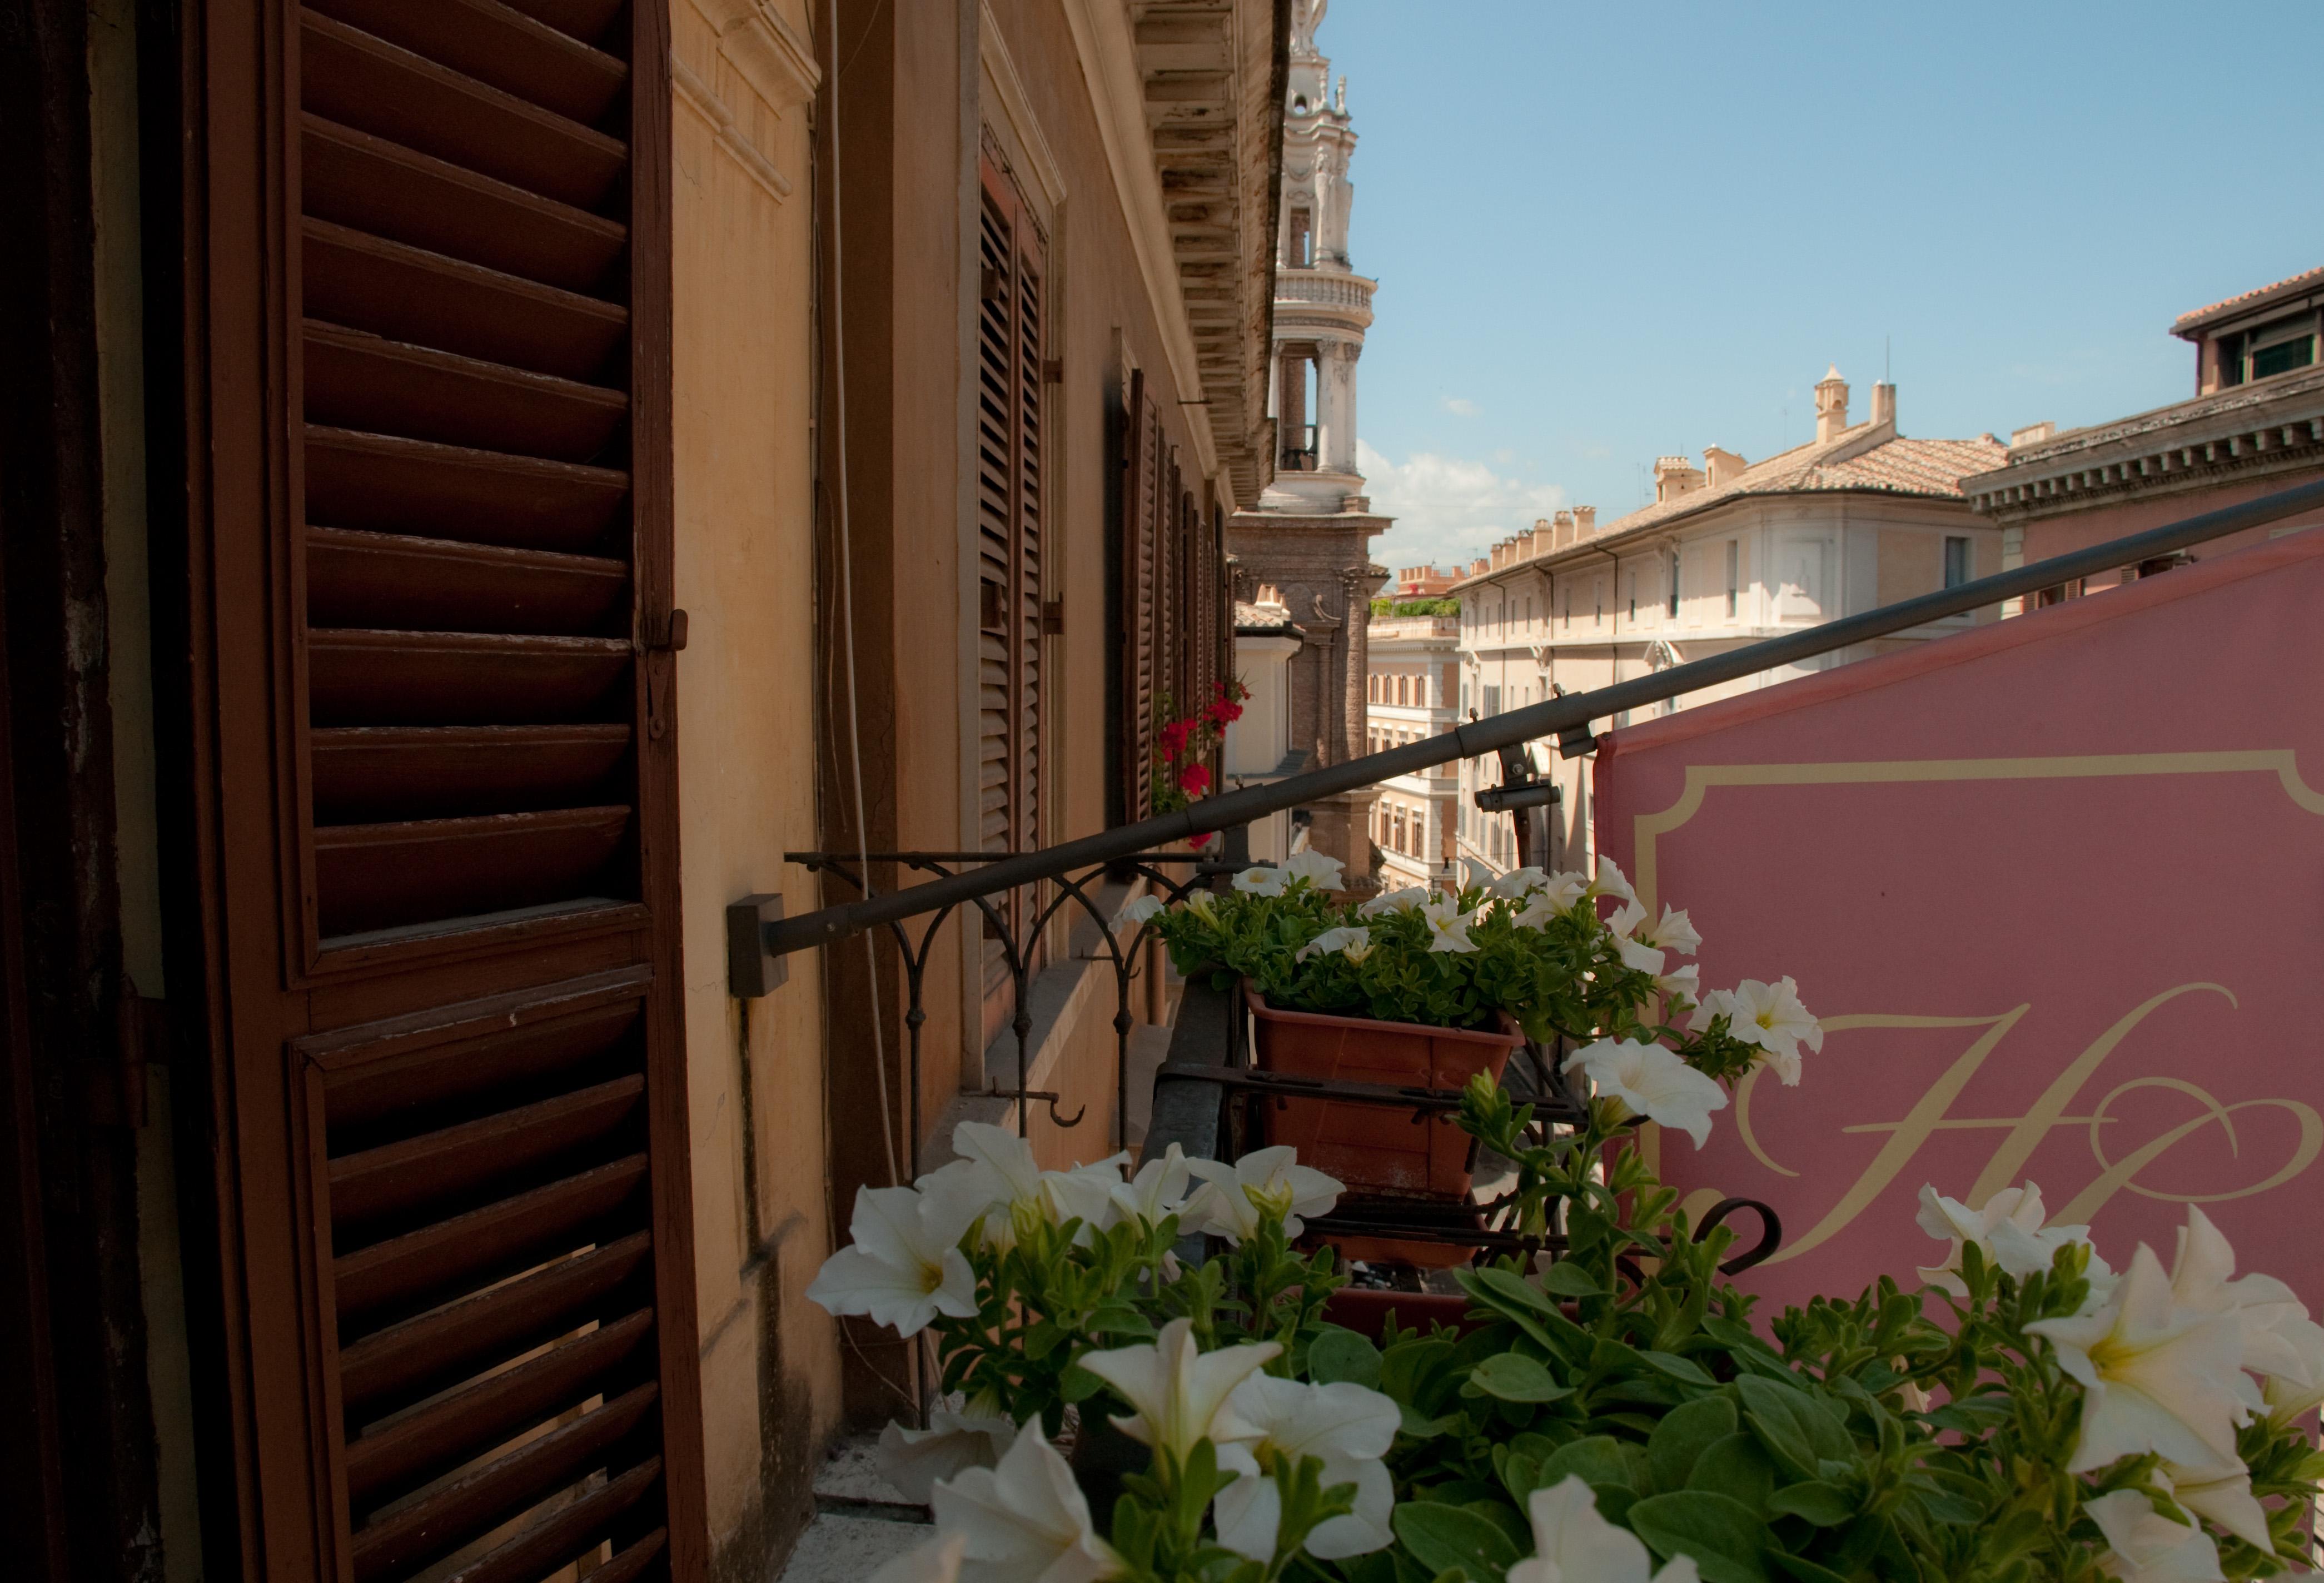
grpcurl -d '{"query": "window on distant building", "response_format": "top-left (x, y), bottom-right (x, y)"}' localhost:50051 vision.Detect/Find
top-left (1594, 579), bottom-right (1604, 629)
top-left (1627, 573), bottom-right (1637, 623)
top-left (2222, 314), bottom-right (2320, 386)
top-left (1724, 540), bottom-right (1739, 619)
top-left (1943, 535), bottom-right (1972, 589)
top-left (1287, 206), bottom-right (1312, 268)
top-left (1667, 550), bottom-right (1680, 618)
top-left (1561, 585), bottom-right (1571, 631)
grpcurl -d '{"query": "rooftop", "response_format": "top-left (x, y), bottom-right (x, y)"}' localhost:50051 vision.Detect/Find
top-left (1450, 419), bottom-right (2007, 591)
top-left (2171, 265), bottom-right (2324, 339)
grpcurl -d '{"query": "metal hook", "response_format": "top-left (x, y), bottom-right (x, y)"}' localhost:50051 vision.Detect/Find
top-left (981, 1082), bottom-right (1087, 1130)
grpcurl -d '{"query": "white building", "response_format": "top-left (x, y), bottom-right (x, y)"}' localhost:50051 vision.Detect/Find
top-left (1451, 370), bottom-right (2009, 877)
top-left (1223, 588), bottom-right (1307, 864)
top-left (1363, 604), bottom-right (1461, 888)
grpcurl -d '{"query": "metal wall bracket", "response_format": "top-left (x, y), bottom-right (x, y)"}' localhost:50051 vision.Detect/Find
top-left (726, 894), bottom-right (789, 998)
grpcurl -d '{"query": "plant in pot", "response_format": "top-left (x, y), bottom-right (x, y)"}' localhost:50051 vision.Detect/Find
top-left (1131, 855), bottom-right (1707, 1246)
top-left (805, 961), bottom-right (2324, 1583)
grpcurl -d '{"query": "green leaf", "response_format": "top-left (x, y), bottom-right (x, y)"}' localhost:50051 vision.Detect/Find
top-left (1470, 1353), bottom-right (1575, 1403)
top-left (1636, 1350), bottom-right (1716, 1389)
top-left (1768, 1481), bottom-right (1854, 1527)
top-left (1464, 1499), bottom-right (1534, 1557)
top-left (1308, 1327), bottom-right (1385, 1390)
top-left (1391, 1501), bottom-right (1520, 1583)
top-left (1536, 1260), bottom-right (1605, 1298)
top-left (1058, 1365), bottom-right (1104, 1403)
top-left (1538, 1435), bottom-right (1635, 1493)
top-left (1626, 1491), bottom-right (1772, 1583)
top-left (1735, 1377), bottom-right (1852, 1484)
top-left (1650, 1395), bottom-right (1739, 1495)
top-left (1768, 1552), bottom-right (1852, 1583)
top-left (1687, 1433), bottom-right (1776, 1516)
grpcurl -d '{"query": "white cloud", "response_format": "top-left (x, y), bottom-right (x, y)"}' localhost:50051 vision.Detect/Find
top-left (1441, 396), bottom-right (1480, 417)
top-left (1357, 439), bottom-right (1567, 573)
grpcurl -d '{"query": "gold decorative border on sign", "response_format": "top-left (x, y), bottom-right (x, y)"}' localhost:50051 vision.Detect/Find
top-left (1633, 750), bottom-right (2324, 913)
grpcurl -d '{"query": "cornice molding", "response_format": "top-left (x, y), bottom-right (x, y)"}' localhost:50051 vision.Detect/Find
top-left (690, 0), bottom-right (820, 110)
top-left (978, 2), bottom-right (1066, 210)
top-left (670, 51), bottom-right (793, 201)
top-left (1054, 0), bottom-right (1220, 482)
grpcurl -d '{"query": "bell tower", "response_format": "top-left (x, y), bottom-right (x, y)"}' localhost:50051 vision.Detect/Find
top-left (1226, 0), bottom-right (1393, 889)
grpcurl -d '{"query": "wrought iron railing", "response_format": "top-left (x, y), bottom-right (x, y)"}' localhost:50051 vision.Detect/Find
top-left (739, 476), bottom-right (2324, 1270)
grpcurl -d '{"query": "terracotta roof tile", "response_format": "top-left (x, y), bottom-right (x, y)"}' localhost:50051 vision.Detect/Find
top-left (2171, 265), bottom-right (2324, 336)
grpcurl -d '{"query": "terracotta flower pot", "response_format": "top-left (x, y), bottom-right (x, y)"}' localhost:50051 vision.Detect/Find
top-left (1244, 984), bottom-right (1524, 1201)
top-left (1319, 1287), bottom-right (1478, 1339)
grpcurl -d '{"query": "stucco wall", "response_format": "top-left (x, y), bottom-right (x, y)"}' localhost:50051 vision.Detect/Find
top-left (668, 2), bottom-right (839, 1574)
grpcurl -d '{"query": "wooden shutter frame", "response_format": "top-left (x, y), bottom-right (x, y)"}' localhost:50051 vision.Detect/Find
top-left (174, 1), bottom-right (706, 1577)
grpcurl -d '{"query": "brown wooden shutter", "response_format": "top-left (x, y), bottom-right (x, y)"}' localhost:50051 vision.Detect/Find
top-left (1119, 374), bottom-right (1164, 822)
top-left (184, 2), bottom-right (704, 1579)
top-left (974, 151), bottom-right (1044, 1031)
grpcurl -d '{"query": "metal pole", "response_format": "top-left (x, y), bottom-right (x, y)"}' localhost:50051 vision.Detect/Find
top-left (766, 476), bottom-right (2324, 955)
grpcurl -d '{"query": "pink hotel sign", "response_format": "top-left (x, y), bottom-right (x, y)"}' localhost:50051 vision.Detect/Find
top-left (1594, 532), bottom-right (2324, 1315)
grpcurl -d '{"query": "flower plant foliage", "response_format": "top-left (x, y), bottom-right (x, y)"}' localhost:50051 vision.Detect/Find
top-left (1153, 679), bottom-right (1253, 830)
top-left (822, 863), bottom-right (2324, 1583)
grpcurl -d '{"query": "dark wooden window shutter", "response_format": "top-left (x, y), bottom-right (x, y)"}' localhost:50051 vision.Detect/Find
top-left (1119, 372), bottom-right (1165, 822)
top-left (186, 1), bottom-right (704, 1579)
top-left (975, 151), bottom-right (1045, 1032)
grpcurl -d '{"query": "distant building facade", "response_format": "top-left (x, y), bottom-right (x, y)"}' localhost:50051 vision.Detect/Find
top-left (1965, 266), bottom-right (2324, 607)
top-left (1452, 370), bottom-right (2008, 876)
top-left (1363, 609), bottom-right (1461, 888)
top-left (1227, 0), bottom-right (1390, 887)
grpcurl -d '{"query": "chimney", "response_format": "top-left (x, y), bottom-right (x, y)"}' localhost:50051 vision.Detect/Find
top-left (1515, 529), bottom-right (1536, 560)
top-left (1574, 506), bottom-right (1597, 535)
top-left (1653, 456), bottom-right (1706, 504)
top-left (1471, 557), bottom-right (1489, 576)
top-left (2010, 421), bottom-right (2055, 450)
top-left (1869, 381), bottom-right (1896, 430)
top-left (1702, 446), bottom-right (1746, 489)
top-left (1814, 366), bottom-right (1850, 442)
top-left (1490, 541), bottom-right (1507, 570)
top-left (1550, 509), bottom-right (1575, 548)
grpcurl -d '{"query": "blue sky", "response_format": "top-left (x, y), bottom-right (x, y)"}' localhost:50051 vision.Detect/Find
top-left (1323, 1), bottom-right (2324, 572)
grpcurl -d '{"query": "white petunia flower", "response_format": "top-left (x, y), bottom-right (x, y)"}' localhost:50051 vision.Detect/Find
top-left (806, 1183), bottom-right (982, 1337)
top-left (1213, 1375), bottom-right (1401, 1561)
top-left (1111, 1141), bottom-right (1193, 1231)
top-left (1694, 977), bottom-right (1823, 1060)
top-left (1914, 1182), bottom-right (2107, 1298)
top-left (1282, 849), bottom-right (1345, 890)
top-left (2084, 1489), bottom-right (2225, 1583)
top-left (1182, 1146), bottom-right (1342, 1243)
top-left (930, 1421), bottom-right (1123, 1583)
top-left (1077, 1317), bottom-right (1278, 1465)
top-left (2168, 1203), bottom-right (2324, 1413)
top-left (1232, 865), bottom-right (1287, 897)
top-left (2025, 1237), bottom-right (2251, 1473)
top-left (1295, 925), bottom-right (1373, 964)
top-left (1654, 963), bottom-right (1701, 1009)
top-left (1460, 857), bottom-right (1496, 890)
top-left (1359, 885), bottom-right (1430, 917)
top-left (1636, 904), bottom-right (1701, 955)
top-left (1419, 895), bottom-right (1477, 953)
top-left (878, 1412), bottom-right (1019, 1504)
top-left (1184, 889), bottom-right (1217, 922)
top-left (1563, 1038), bottom-right (1727, 1149)
top-left (1492, 866), bottom-right (1550, 898)
top-left (1611, 932), bottom-right (1666, 978)
top-left (2158, 1460), bottom-right (2273, 1552)
top-left (867, 1534), bottom-right (967, 1583)
top-left (1507, 1475), bottom-right (1700, 1583)
top-left (1041, 1153), bottom-right (1133, 1240)
top-left (1123, 894), bottom-right (1166, 925)
top-left (1585, 859), bottom-right (1636, 906)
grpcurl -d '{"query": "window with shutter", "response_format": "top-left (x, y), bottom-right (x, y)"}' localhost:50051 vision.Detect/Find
top-left (974, 151), bottom-right (1045, 1034)
top-left (182, 2), bottom-right (703, 1579)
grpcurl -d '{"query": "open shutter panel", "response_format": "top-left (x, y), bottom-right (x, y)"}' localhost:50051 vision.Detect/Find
top-left (203, 0), bottom-right (700, 1577)
top-left (1119, 372), bottom-right (1154, 822)
top-left (974, 156), bottom-right (1046, 1028)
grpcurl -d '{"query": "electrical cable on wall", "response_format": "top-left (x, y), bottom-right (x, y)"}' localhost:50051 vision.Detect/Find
top-left (824, 0), bottom-right (901, 1194)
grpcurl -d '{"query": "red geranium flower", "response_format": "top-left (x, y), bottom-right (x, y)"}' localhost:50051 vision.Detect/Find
top-left (1159, 718), bottom-right (1196, 759)
top-left (1177, 763), bottom-right (1211, 795)
top-left (1190, 830), bottom-right (1214, 850)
